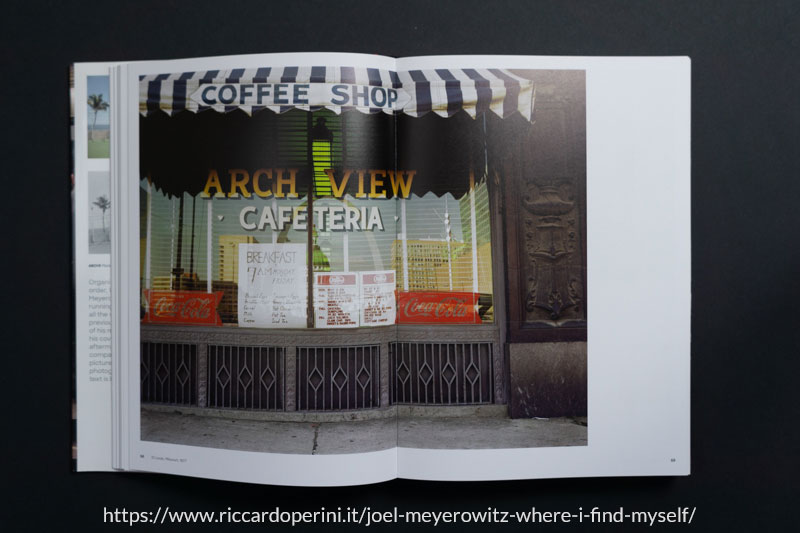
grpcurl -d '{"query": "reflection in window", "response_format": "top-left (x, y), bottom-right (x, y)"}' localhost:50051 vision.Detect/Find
top-left (395, 185), bottom-right (494, 323)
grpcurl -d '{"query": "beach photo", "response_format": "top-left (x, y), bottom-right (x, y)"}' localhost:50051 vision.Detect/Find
top-left (87, 75), bottom-right (110, 158)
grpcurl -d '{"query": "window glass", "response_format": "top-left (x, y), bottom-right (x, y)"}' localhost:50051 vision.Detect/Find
top-left (140, 110), bottom-right (493, 327)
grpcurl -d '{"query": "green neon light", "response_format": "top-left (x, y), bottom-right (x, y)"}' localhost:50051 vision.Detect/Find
top-left (312, 140), bottom-right (332, 197)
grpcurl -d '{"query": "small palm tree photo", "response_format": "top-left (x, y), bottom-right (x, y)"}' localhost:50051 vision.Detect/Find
top-left (93, 195), bottom-right (111, 238)
top-left (87, 94), bottom-right (109, 141)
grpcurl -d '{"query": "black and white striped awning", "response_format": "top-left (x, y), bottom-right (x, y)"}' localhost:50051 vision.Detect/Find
top-left (140, 66), bottom-right (534, 120)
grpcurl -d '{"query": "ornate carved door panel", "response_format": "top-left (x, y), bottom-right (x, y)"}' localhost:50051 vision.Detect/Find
top-left (497, 71), bottom-right (587, 343)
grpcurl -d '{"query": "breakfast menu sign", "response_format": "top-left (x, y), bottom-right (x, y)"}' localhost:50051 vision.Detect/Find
top-left (237, 243), bottom-right (307, 328)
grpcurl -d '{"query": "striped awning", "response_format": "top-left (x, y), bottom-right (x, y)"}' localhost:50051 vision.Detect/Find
top-left (140, 66), bottom-right (535, 121)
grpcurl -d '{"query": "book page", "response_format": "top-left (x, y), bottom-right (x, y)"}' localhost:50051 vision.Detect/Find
top-left (393, 55), bottom-right (690, 480)
top-left (73, 63), bottom-right (117, 471)
top-left (119, 52), bottom-right (402, 486)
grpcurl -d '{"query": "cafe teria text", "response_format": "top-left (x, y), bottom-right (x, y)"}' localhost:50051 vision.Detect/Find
top-left (201, 168), bottom-right (416, 232)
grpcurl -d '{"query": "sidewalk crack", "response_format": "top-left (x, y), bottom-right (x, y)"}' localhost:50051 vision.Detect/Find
top-left (311, 423), bottom-right (320, 455)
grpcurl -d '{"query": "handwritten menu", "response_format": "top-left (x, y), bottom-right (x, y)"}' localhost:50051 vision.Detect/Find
top-left (360, 270), bottom-right (396, 326)
top-left (237, 243), bottom-right (307, 328)
top-left (314, 273), bottom-right (359, 328)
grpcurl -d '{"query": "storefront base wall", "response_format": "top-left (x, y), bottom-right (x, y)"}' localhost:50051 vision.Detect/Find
top-left (508, 342), bottom-right (587, 418)
top-left (140, 324), bottom-right (504, 412)
top-left (141, 403), bottom-right (508, 423)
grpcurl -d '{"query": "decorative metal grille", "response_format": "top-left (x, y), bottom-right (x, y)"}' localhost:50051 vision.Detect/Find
top-left (390, 342), bottom-right (494, 405)
top-left (141, 342), bottom-right (197, 405)
top-left (297, 346), bottom-right (380, 411)
top-left (208, 345), bottom-right (285, 410)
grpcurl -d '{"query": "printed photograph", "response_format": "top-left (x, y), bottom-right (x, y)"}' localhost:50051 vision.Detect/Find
top-left (87, 75), bottom-right (110, 158)
top-left (137, 66), bottom-right (586, 454)
top-left (88, 171), bottom-right (111, 254)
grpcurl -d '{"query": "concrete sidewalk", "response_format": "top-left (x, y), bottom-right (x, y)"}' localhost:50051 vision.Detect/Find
top-left (141, 410), bottom-right (587, 454)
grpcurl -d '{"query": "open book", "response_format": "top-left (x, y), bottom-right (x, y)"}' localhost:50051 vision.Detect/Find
top-left (72, 52), bottom-right (690, 486)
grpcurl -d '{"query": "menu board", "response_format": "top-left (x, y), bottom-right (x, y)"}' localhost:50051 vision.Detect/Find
top-left (237, 243), bottom-right (307, 328)
top-left (314, 273), bottom-right (360, 328)
top-left (360, 270), bottom-right (396, 326)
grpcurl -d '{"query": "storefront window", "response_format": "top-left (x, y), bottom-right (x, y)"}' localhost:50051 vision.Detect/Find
top-left (140, 109), bottom-right (494, 328)
top-left (399, 187), bottom-right (493, 323)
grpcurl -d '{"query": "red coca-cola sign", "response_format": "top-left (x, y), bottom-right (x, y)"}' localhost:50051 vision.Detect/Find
top-left (396, 291), bottom-right (480, 324)
top-left (143, 290), bottom-right (223, 326)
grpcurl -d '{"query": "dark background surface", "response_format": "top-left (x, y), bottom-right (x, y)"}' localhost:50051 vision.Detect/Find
top-left (2, 1), bottom-right (798, 530)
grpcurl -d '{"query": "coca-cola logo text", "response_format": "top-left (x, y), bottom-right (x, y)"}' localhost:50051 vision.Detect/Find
top-left (143, 291), bottom-right (223, 326)
top-left (402, 296), bottom-right (470, 318)
top-left (154, 296), bottom-right (213, 319)
top-left (396, 291), bottom-right (479, 324)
